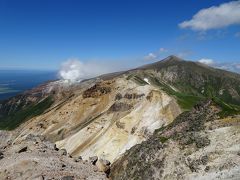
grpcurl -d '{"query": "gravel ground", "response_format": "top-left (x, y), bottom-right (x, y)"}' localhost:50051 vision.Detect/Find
top-left (0, 132), bottom-right (107, 180)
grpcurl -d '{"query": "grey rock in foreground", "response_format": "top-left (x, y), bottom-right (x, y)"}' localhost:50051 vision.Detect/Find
top-left (0, 133), bottom-right (107, 180)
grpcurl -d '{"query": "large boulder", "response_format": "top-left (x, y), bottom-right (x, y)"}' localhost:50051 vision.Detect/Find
top-left (96, 159), bottom-right (111, 173)
top-left (74, 156), bottom-right (83, 162)
top-left (59, 149), bottom-right (67, 156)
top-left (0, 151), bottom-right (3, 159)
top-left (89, 156), bottom-right (98, 165)
top-left (16, 146), bottom-right (28, 153)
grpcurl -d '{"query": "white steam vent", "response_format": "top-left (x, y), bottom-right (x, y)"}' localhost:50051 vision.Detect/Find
top-left (58, 58), bottom-right (124, 83)
top-left (59, 59), bottom-right (85, 82)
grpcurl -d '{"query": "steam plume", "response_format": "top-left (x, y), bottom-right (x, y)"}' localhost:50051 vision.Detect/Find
top-left (59, 59), bottom-right (125, 82)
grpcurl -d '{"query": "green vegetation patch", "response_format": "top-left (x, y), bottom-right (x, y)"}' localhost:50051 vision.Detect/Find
top-left (149, 76), bottom-right (240, 116)
top-left (128, 71), bottom-right (240, 116)
top-left (127, 75), bottom-right (148, 86)
top-left (159, 136), bottom-right (168, 143)
top-left (0, 96), bottom-right (54, 130)
top-left (150, 77), bottom-right (205, 110)
top-left (213, 97), bottom-right (240, 117)
top-left (174, 93), bottom-right (204, 110)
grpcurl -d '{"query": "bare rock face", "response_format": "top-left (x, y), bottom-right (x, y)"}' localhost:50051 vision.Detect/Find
top-left (109, 102), bottom-right (133, 112)
top-left (123, 93), bottom-right (145, 99)
top-left (96, 159), bottom-right (111, 171)
top-left (53, 78), bottom-right (181, 162)
top-left (96, 159), bottom-right (111, 174)
top-left (82, 83), bottom-right (111, 98)
top-left (110, 101), bottom-right (240, 180)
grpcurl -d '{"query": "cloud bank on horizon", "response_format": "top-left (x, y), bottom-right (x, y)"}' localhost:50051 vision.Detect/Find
top-left (198, 58), bottom-right (240, 73)
top-left (179, 1), bottom-right (240, 31)
top-left (58, 55), bottom-right (240, 83)
top-left (198, 59), bottom-right (214, 65)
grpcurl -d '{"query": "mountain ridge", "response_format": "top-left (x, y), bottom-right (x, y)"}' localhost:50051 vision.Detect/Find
top-left (1, 55), bottom-right (240, 130)
top-left (0, 56), bottom-right (240, 179)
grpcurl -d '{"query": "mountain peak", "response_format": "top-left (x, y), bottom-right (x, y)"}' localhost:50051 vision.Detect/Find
top-left (137, 55), bottom-right (185, 70)
top-left (162, 55), bottom-right (184, 62)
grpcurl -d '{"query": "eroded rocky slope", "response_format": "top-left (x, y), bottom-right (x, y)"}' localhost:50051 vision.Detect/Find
top-left (0, 56), bottom-right (240, 179)
top-left (12, 76), bottom-right (181, 162)
top-left (110, 101), bottom-right (240, 179)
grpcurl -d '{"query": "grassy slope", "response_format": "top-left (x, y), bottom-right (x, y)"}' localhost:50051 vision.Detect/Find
top-left (129, 74), bottom-right (240, 117)
top-left (150, 76), bottom-right (205, 110)
top-left (142, 59), bottom-right (240, 116)
top-left (0, 96), bottom-right (53, 130)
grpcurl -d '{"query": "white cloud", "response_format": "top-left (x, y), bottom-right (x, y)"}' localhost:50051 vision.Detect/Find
top-left (144, 48), bottom-right (168, 60)
top-left (59, 58), bottom-right (127, 82)
top-left (198, 58), bottom-right (215, 65)
top-left (144, 53), bottom-right (157, 60)
top-left (179, 1), bottom-right (240, 31)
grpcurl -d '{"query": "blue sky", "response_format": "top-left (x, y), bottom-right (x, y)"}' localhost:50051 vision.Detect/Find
top-left (0, 0), bottom-right (239, 71)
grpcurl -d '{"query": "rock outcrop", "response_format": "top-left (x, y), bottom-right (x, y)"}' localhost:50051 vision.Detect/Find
top-left (110, 101), bottom-right (240, 180)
